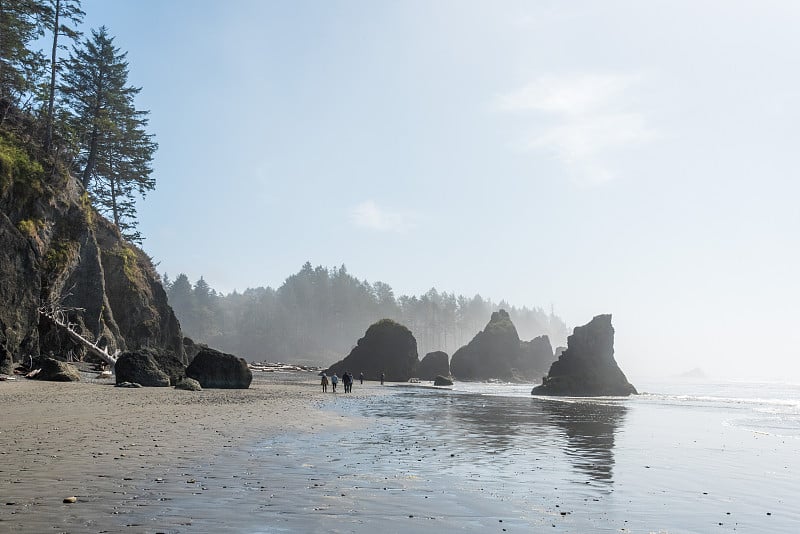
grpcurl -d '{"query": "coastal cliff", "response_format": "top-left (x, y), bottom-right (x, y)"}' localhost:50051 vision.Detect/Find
top-left (0, 131), bottom-right (184, 370)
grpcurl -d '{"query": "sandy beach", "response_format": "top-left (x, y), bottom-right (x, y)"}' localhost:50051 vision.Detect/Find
top-left (0, 372), bottom-right (370, 533)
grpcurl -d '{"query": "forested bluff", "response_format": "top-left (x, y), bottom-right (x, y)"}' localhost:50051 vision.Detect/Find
top-left (164, 264), bottom-right (570, 367)
top-left (0, 2), bottom-right (568, 371)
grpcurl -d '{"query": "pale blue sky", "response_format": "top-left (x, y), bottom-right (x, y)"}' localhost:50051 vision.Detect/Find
top-left (79, 0), bottom-right (800, 381)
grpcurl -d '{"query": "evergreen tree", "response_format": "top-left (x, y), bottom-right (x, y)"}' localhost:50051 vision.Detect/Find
top-left (0, 0), bottom-right (48, 123)
top-left (60, 26), bottom-right (156, 241)
top-left (42, 0), bottom-right (83, 150)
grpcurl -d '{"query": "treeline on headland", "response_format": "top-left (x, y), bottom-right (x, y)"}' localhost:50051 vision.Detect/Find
top-left (1, 1), bottom-right (156, 243)
top-left (163, 262), bottom-right (569, 366)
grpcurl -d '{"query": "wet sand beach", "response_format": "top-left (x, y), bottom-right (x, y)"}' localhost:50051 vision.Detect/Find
top-left (2, 375), bottom-right (799, 533)
top-left (0, 372), bottom-right (353, 533)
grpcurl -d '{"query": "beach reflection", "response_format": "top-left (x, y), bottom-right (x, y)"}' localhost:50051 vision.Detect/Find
top-left (366, 388), bottom-right (627, 484)
top-left (539, 399), bottom-right (628, 482)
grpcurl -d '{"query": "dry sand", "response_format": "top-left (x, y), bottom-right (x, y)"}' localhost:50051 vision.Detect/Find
top-left (0, 372), bottom-right (367, 533)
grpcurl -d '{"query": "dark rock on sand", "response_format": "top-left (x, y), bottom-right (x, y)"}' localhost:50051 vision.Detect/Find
top-left (186, 347), bottom-right (252, 389)
top-left (174, 377), bottom-right (202, 391)
top-left (450, 310), bottom-right (554, 382)
top-left (532, 314), bottom-right (637, 396)
top-left (417, 351), bottom-right (450, 380)
top-left (326, 319), bottom-right (419, 382)
top-left (433, 375), bottom-right (453, 386)
top-left (33, 357), bottom-right (81, 381)
top-left (150, 349), bottom-right (187, 384)
top-left (115, 350), bottom-right (170, 387)
top-left (115, 381), bottom-right (142, 388)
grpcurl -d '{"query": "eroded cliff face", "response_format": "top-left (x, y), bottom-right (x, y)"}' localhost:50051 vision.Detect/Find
top-left (0, 132), bottom-right (185, 366)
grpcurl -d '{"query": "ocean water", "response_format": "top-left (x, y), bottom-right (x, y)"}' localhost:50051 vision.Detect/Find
top-left (244, 379), bottom-right (800, 533)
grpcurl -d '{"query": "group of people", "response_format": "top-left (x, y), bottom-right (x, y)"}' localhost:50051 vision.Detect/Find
top-left (320, 371), bottom-right (364, 393)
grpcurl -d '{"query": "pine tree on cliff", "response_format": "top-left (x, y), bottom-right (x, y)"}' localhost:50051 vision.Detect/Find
top-left (60, 26), bottom-right (156, 242)
top-left (42, 0), bottom-right (84, 151)
top-left (0, 0), bottom-right (48, 123)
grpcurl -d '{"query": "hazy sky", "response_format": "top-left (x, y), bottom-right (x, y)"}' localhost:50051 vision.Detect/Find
top-left (79, 0), bottom-right (800, 381)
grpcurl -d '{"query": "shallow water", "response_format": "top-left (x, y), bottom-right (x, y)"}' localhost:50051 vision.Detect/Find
top-left (110, 378), bottom-right (800, 533)
top-left (249, 380), bottom-right (799, 533)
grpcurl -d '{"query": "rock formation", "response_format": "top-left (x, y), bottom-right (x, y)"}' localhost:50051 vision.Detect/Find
top-left (450, 310), bottom-right (554, 381)
top-left (175, 377), bottom-right (202, 391)
top-left (417, 351), bottom-right (450, 380)
top-left (186, 347), bottom-right (252, 389)
top-left (531, 314), bottom-right (637, 396)
top-left (433, 375), bottom-right (453, 386)
top-left (33, 357), bottom-right (81, 382)
top-left (115, 350), bottom-right (171, 387)
top-left (326, 319), bottom-right (419, 382)
top-left (0, 130), bottom-right (185, 368)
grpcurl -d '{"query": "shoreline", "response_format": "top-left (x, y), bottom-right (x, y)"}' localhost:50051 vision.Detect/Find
top-left (0, 372), bottom-right (376, 533)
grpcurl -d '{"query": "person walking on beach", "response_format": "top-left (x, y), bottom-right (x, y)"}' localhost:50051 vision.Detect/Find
top-left (380, 372), bottom-right (385, 385)
top-left (321, 373), bottom-right (329, 393)
top-left (359, 372), bottom-right (364, 385)
top-left (331, 373), bottom-right (338, 392)
top-left (345, 372), bottom-right (354, 393)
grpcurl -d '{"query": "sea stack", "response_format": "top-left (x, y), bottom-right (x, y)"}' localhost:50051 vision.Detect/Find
top-left (531, 314), bottom-right (637, 396)
top-left (326, 319), bottom-right (418, 381)
top-left (450, 309), bottom-right (554, 382)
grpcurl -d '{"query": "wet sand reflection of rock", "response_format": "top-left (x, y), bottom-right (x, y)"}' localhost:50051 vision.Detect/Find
top-left (539, 399), bottom-right (628, 482)
top-left (361, 388), bottom-right (627, 484)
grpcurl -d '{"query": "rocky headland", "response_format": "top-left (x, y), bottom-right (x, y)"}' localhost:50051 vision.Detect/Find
top-left (531, 314), bottom-right (637, 396)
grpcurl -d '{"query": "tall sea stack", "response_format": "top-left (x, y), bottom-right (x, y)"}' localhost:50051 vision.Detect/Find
top-left (532, 314), bottom-right (637, 396)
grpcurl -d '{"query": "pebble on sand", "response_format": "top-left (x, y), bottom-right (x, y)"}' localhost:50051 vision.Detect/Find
top-left (63, 496), bottom-right (77, 503)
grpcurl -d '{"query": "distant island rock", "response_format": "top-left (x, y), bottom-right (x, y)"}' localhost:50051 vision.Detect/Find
top-left (417, 351), bottom-right (450, 380)
top-left (326, 319), bottom-right (419, 381)
top-left (532, 314), bottom-right (637, 397)
top-left (450, 309), bottom-right (554, 382)
top-left (676, 367), bottom-right (708, 380)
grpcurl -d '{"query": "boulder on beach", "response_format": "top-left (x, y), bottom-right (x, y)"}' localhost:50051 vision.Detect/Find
top-left (186, 347), bottom-right (252, 389)
top-left (115, 350), bottom-right (171, 387)
top-left (326, 319), bottom-right (419, 382)
top-left (417, 351), bottom-right (450, 380)
top-left (33, 358), bottom-right (81, 381)
top-left (151, 350), bottom-right (187, 384)
top-left (433, 375), bottom-right (453, 386)
top-left (531, 314), bottom-right (637, 397)
top-left (450, 309), bottom-right (554, 382)
top-left (175, 377), bottom-right (202, 391)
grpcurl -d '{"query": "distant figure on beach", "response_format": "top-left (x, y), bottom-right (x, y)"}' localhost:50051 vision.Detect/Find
top-left (380, 372), bottom-right (385, 385)
top-left (342, 372), bottom-right (351, 393)
top-left (359, 372), bottom-right (364, 385)
top-left (331, 373), bottom-right (338, 392)
top-left (321, 373), bottom-right (328, 393)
